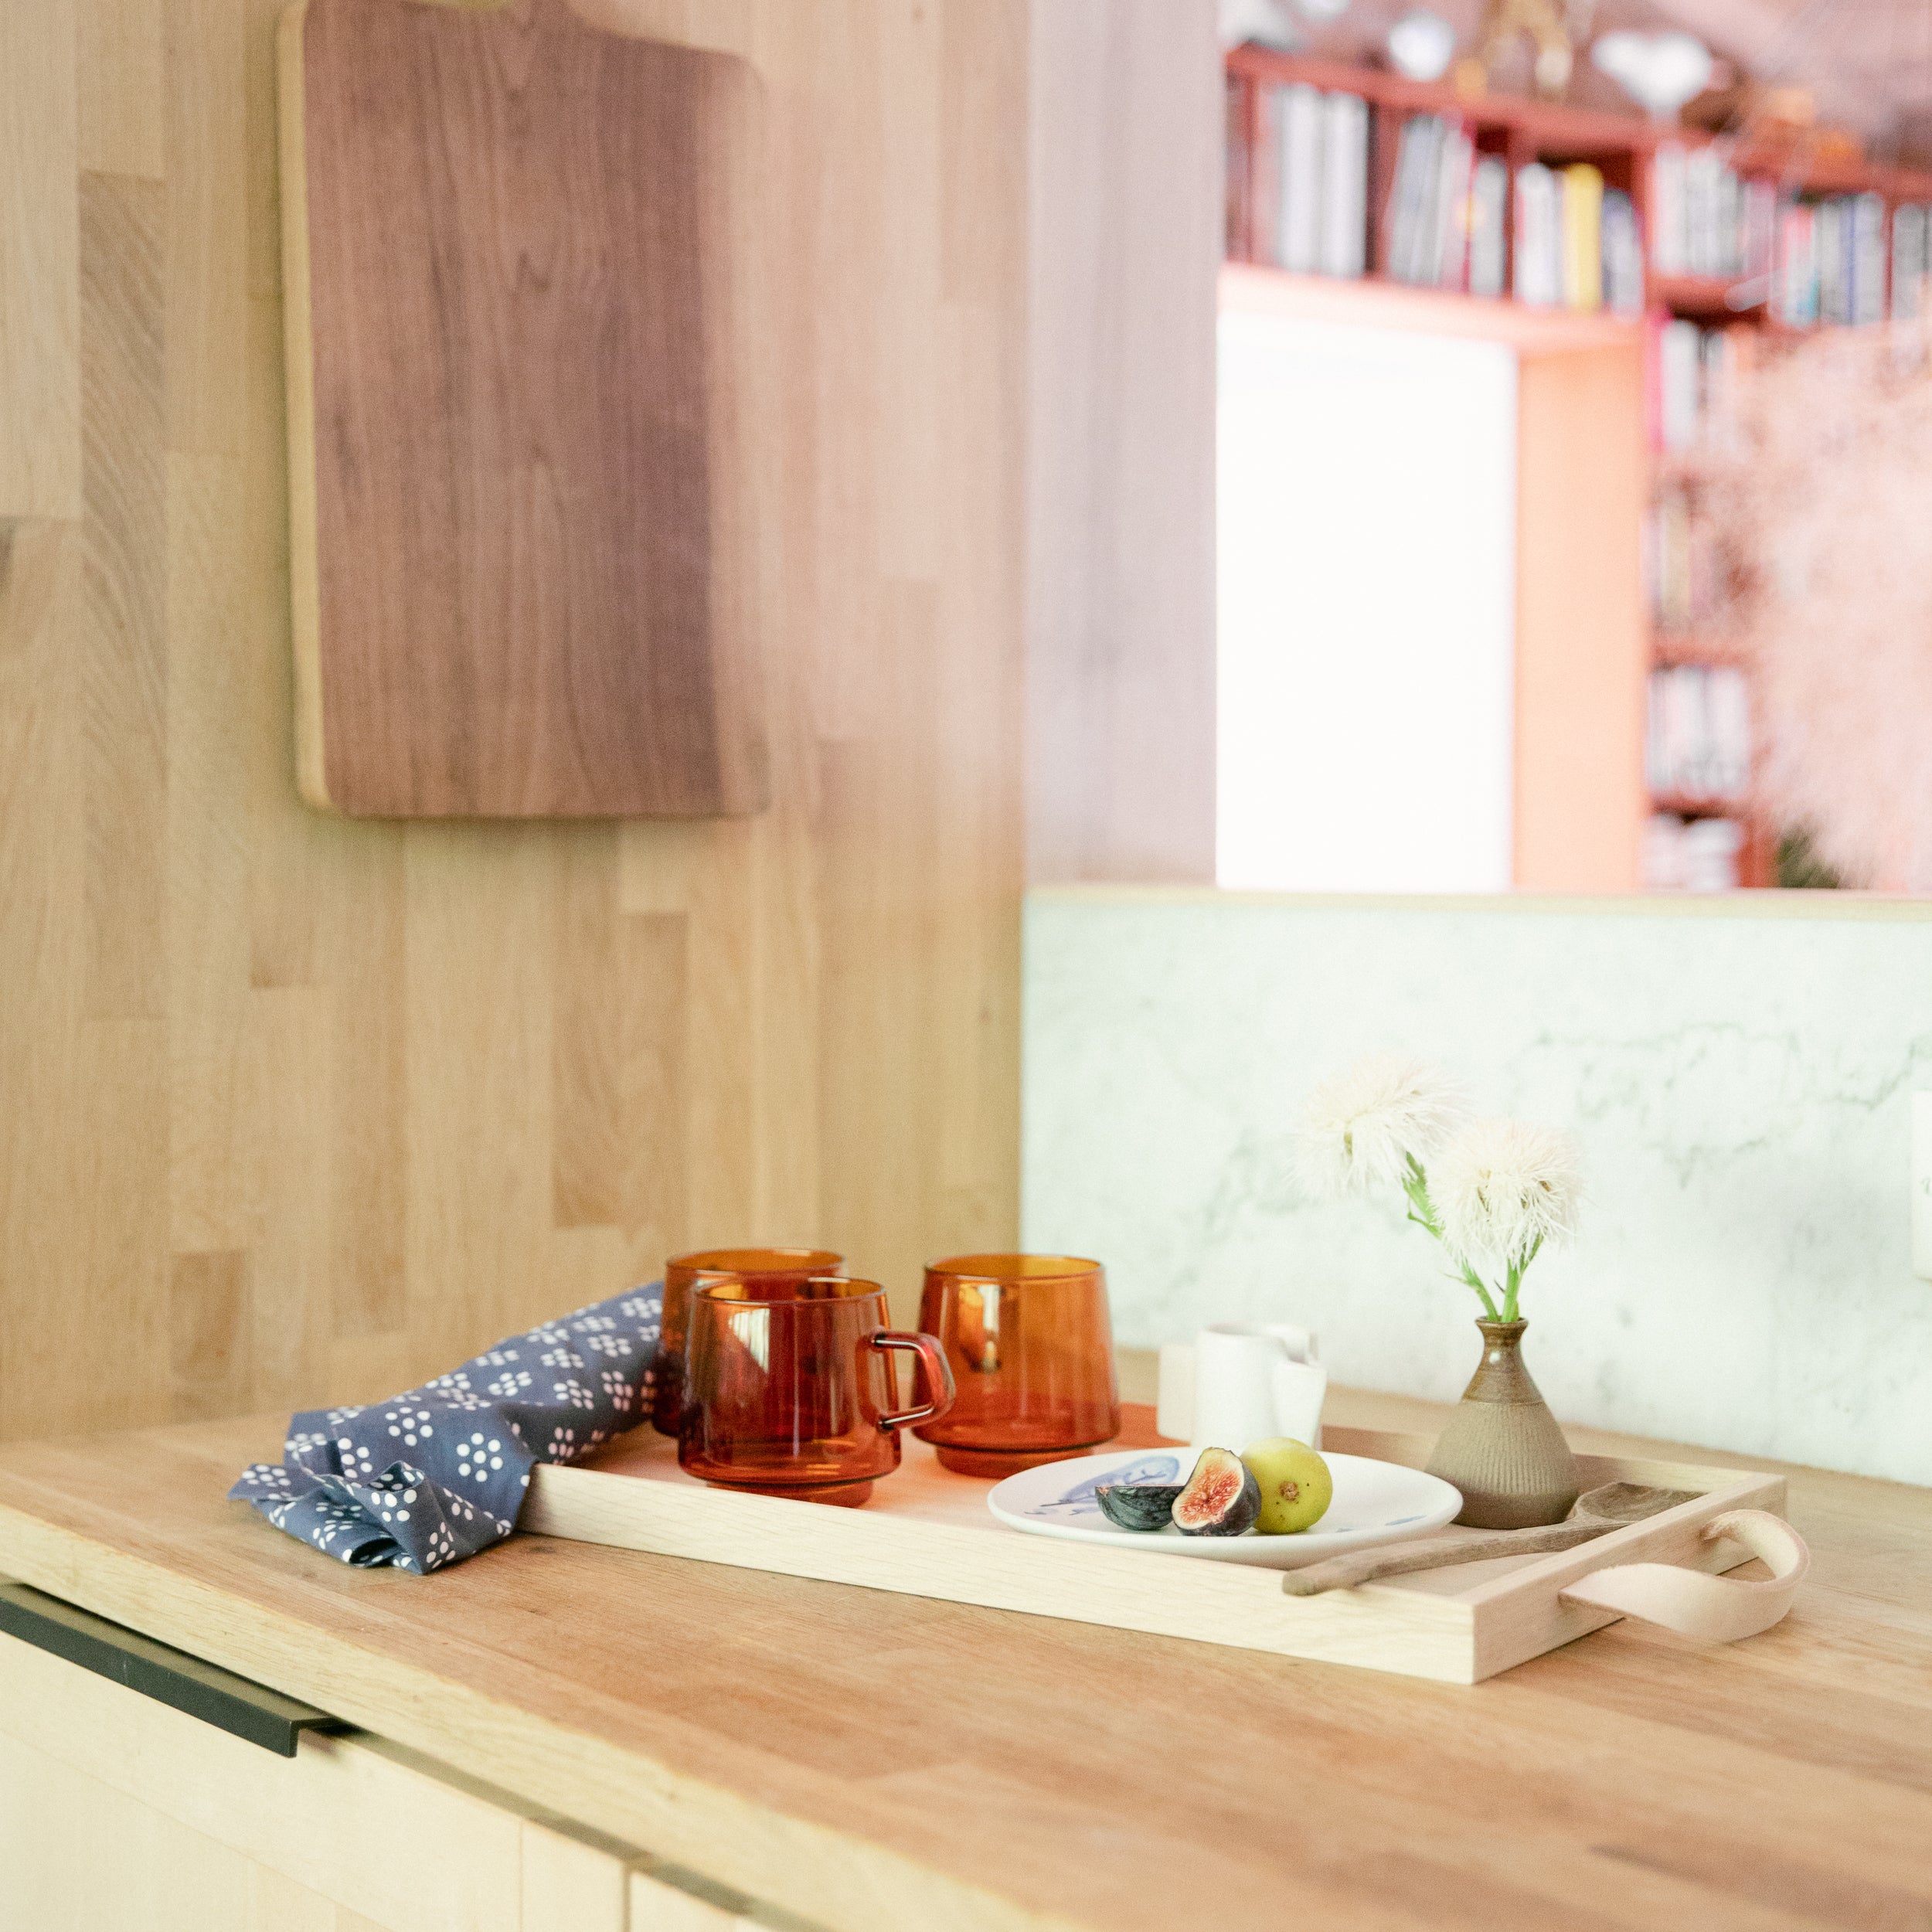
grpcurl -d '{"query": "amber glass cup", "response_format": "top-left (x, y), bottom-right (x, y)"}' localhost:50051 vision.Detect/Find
top-left (654, 1247), bottom-right (845, 1434)
top-left (679, 1277), bottom-right (955, 1506)
top-left (913, 1254), bottom-right (1121, 1477)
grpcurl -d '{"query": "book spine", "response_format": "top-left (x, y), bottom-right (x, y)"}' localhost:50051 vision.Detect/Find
top-left (1774, 202), bottom-right (1816, 328)
top-left (1561, 164), bottom-right (1604, 312)
top-left (1319, 92), bottom-right (1369, 279)
top-left (1468, 155), bottom-right (1508, 299)
top-left (1433, 123), bottom-right (1474, 290)
top-left (1386, 115), bottom-right (1427, 284)
top-left (1601, 190), bottom-right (1641, 316)
top-left (1652, 143), bottom-right (1686, 275)
top-left (1817, 198), bottom-right (1849, 326)
top-left (1659, 321), bottom-right (1699, 452)
top-left (1685, 145), bottom-right (1718, 277)
top-left (1276, 83), bottom-right (1323, 274)
top-left (1896, 206), bottom-right (1929, 321)
top-left (1514, 162), bottom-right (1558, 307)
top-left (1852, 192), bottom-right (1886, 325)
top-left (1742, 178), bottom-right (1776, 286)
top-left (1707, 667), bottom-right (1751, 798)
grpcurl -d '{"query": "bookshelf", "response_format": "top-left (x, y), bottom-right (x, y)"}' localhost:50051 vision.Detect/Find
top-left (1224, 43), bottom-right (1932, 893)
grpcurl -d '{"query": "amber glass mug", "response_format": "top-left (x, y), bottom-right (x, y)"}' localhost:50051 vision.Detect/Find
top-left (679, 1277), bottom-right (955, 1505)
top-left (913, 1254), bottom-right (1121, 1476)
top-left (654, 1247), bottom-right (845, 1434)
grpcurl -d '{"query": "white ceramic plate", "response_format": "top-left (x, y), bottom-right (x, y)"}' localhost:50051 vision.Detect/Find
top-left (985, 1445), bottom-right (1461, 1570)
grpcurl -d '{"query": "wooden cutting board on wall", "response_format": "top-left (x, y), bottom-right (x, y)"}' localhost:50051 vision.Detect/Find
top-left (280, 0), bottom-right (767, 818)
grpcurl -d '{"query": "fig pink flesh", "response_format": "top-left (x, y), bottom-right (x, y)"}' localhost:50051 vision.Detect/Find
top-left (1179, 1467), bottom-right (1238, 1520)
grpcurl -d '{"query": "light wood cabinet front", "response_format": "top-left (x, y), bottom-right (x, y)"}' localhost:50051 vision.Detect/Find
top-left (0, 1631), bottom-right (768, 1932)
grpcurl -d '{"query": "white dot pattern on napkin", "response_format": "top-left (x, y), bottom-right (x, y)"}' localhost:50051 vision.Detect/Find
top-left (229, 1285), bottom-right (662, 1574)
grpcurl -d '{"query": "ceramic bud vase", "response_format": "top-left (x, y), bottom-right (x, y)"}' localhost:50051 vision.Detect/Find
top-left (1424, 1319), bottom-right (1580, 1529)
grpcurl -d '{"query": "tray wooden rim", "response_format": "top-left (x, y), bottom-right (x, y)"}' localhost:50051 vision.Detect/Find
top-left (525, 1423), bottom-right (1787, 1684)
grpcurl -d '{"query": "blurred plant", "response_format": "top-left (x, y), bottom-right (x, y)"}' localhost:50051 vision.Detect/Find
top-left (1709, 314), bottom-right (1932, 891)
top-left (1774, 825), bottom-right (1846, 890)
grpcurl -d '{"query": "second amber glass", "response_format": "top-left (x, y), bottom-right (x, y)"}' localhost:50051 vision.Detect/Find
top-left (913, 1254), bottom-right (1121, 1476)
top-left (654, 1247), bottom-right (844, 1433)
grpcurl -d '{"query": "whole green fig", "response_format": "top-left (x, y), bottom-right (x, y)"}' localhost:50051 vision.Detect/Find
top-left (1241, 1437), bottom-right (1333, 1534)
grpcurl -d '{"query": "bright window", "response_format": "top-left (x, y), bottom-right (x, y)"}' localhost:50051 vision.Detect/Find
top-left (1216, 311), bottom-right (1519, 893)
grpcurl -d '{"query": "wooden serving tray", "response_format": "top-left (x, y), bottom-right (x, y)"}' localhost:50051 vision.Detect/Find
top-left (525, 1407), bottom-right (1785, 1684)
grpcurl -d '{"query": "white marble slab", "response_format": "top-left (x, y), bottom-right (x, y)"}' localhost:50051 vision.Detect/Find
top-left (1023, 890), bottom-right (1932, 1486)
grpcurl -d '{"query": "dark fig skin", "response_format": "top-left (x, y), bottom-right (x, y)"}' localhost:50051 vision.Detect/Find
top-left (1172, 1447), bottom-right (1262, 1537)
top-left (1095, 1482), bottom-right (1183, 1532)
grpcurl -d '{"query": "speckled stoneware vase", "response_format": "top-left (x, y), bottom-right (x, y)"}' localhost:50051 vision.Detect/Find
top-left (1424, 1319), bottom-right (1581, 1530)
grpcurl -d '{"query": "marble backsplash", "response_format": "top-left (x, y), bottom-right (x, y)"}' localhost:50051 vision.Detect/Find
top-left (1023, 889), bottom-right (1932, 1486)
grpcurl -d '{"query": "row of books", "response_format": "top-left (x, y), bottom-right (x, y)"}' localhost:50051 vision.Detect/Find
top-left (1649, 488), bottom-right (1726, 633)
top-left (1514, 160), bottom-right (1642, 312)
top-left (1251, 95), bottom-right (1932, 328)
top-left (1385, 114), bottom-right (1504, 293)
top-left (1771, 196), bottom-right (1932, 327)
top-left (1651, 142), bottom-right (1932, 325)
top-left (1646, 665), bottom-right (1751, 801)
top-left (1261, 92), bottom-right (1642, 311)
top-left (1778, 193), bottom-right (1887, 326)
top-left (1384, 115), bottom-right (1641, 311)
top-left (1650, 145), bottom-right (1774, 281)
top-left (1267, 85), bottom-right (1371, 278)
top-left (1655, 321), bottom-right (1743, 454)
top-left (1644, 815), bottom-right (1746, 893)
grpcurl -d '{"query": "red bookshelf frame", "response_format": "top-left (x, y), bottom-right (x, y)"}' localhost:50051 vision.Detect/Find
top-left (1224, 44), bottom-right (1932, 892)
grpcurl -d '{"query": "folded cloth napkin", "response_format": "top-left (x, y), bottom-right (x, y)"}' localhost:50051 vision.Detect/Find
top-left (230, 1284), bottom-right (662, 1573)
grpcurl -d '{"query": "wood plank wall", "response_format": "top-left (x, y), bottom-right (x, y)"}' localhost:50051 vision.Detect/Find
top-left (0, 0), bottom-right (1027, 1439)
top-left (1026, 0), bottom-right (1220, 886)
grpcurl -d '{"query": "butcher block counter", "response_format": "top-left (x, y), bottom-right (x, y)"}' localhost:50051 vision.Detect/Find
top-left (0, 1387), bottom-right (1928, 1932)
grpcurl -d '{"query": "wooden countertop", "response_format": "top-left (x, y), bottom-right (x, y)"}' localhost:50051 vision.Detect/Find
top-left (0, 1389), bottom-right (1928, 1932)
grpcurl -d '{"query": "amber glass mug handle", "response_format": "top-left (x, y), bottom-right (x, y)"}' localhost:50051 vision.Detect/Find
top-left (869, 1332), bottom-right (956, 1431)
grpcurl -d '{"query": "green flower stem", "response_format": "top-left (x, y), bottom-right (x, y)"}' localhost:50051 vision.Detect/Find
top-left (1403, 1155), bottom-right (1502, 1321)
top-left (1499, 1236), bottom-right (1543, 1323)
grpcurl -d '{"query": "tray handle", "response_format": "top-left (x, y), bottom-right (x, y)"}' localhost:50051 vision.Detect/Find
top-left (1557, 1509), bottom-right (1808, 1644)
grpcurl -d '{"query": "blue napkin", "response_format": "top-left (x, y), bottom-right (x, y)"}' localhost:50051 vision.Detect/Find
top-left (230, 1284), bottom-right (662, 1573)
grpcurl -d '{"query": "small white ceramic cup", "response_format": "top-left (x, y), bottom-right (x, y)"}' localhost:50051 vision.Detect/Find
top-left (1156, 1323), bottom-right (1326, 1451)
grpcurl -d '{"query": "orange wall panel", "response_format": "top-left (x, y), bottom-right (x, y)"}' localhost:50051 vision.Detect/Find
top-left (1513, 343), bottom-right (1649, 893)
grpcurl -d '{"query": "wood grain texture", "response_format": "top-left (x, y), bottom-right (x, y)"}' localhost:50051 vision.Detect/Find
top-left (1, 1389), bottom-right (1930, 1932)
top-left (1026, 0), bottom-right (1218, 887)
top-left (0, 0), bottom-right (1024, 1440)
top-left (0, 1631), bottom-right (654, 1930)
top-left (285, 0), bottom-right (767, 819)
top-left (0, 0), bottom-right (82, 520)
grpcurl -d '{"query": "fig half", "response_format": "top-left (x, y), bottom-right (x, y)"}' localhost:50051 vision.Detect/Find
top-left (1172, 1447), bottom-right (1261, 1537)
top-left (1095, 1482), bottom-right (1183, 1532)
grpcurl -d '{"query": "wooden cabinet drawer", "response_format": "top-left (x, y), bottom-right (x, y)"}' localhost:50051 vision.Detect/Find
top-left (0, 1625), bottom-right (798, 1931)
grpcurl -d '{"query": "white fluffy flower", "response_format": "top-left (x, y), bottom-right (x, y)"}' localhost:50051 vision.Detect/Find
top-left (1295, 1055), bottom-right (1468, 1200)
top-left (1433, 1118), bottom-right (1583, 1270)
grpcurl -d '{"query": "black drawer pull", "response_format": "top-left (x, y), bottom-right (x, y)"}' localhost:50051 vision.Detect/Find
top-left (0, 1578), bottom-right (344, 1757)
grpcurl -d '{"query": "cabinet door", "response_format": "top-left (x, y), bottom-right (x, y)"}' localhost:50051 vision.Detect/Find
top-left (0, 1731), bottom-right (386, 1932)
top-left (0, 1630), bottom-right (621, 1932)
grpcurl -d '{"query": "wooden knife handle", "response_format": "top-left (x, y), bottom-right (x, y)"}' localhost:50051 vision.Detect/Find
top-left (1281, 1519), bottom-right (1610, 1597)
